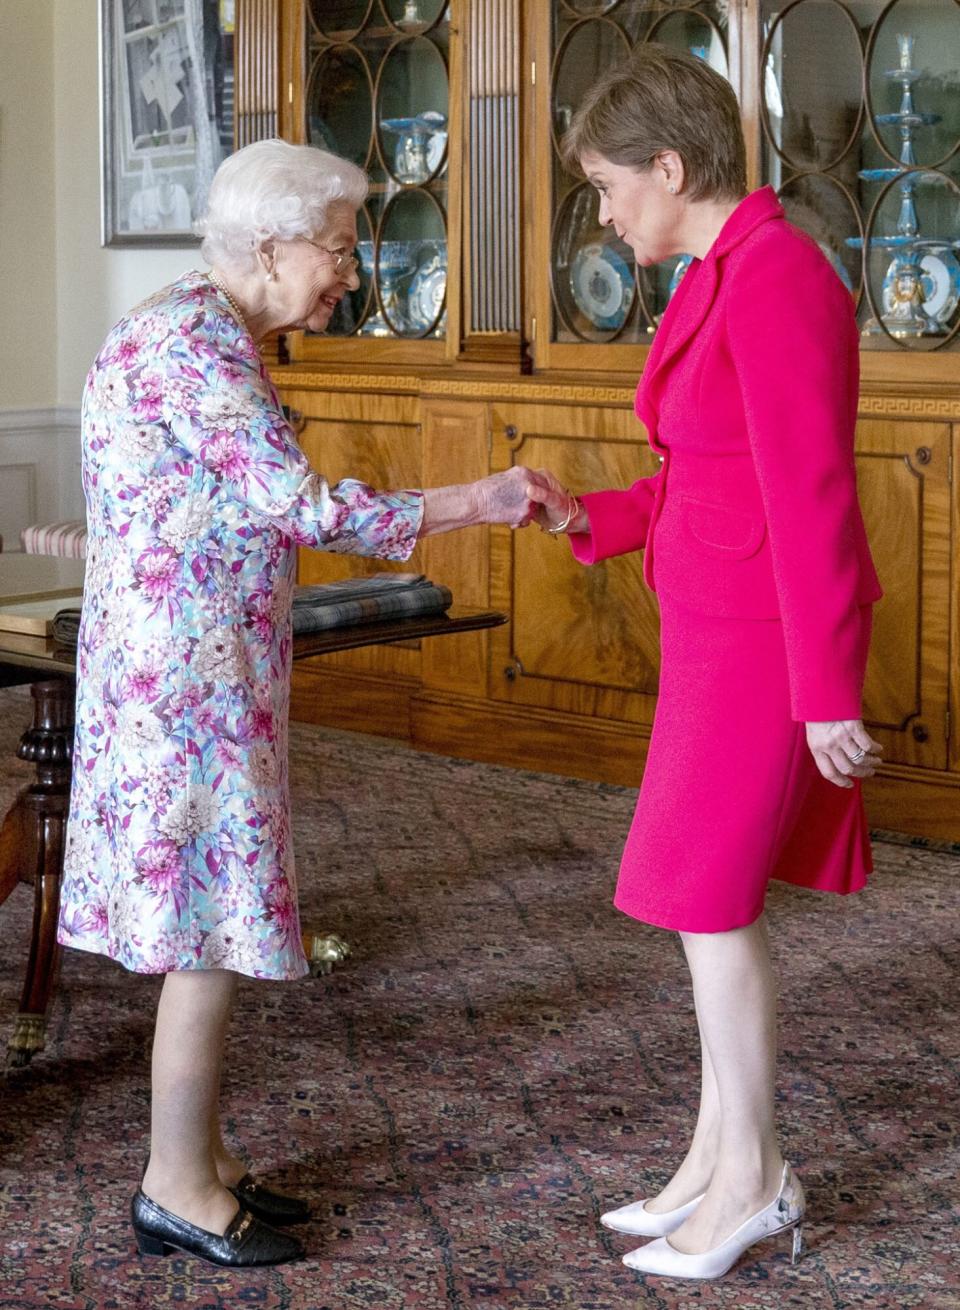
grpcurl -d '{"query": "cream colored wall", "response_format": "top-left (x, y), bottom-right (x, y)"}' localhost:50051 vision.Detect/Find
top-left (0, 2), bottom-right (202, 544)
top-left (0, 2), bottom-right (56, 407)
top-left (53, 1), bottom-right (199, 407)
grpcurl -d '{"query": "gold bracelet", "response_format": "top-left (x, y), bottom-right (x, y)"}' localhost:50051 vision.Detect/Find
top-left (546, 492), bottom-right (580, 536)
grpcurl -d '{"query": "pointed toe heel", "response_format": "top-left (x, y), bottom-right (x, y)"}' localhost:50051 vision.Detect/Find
top-left (621, 1162), bottom-right (806, 1281)
top-left (791, 1222), bottom-right (804, 1265)
top-left (601, 1191), bottom-right (705, 1238)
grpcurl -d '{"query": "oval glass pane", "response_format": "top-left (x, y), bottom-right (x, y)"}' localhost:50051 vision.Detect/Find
top-left (778, 172), bottom-right (861, 300)
top-left (761, 0), bottom-right (862, 173)
top-left (326, 206), bottom-right (374, 338)
top-left (561, 0), bottom-right (620, 14)
top-left (308, 0), bottom-right (371, 40)
top-left (377, 190), bottom-right (447, 337)
top-left (377, 38), bottom-right (449, 185)
top-left (553, 20), bottom-right (630, 152)
top-left (868, 2), bottom-right (960, 169)
top-left (649, 12), bottom-right (728, 80)
top-left (860, 169), bottom-right (960, 348)
top-left (306, 46), bottom-right (372, 167)
top-left (383, 0), bottom-right (447, 30)
top-left (552, 182), bottom-right (636, 341)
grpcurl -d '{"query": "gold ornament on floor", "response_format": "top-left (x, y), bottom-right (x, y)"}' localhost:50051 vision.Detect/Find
top-left (302, 930), bottom-right (352, 976)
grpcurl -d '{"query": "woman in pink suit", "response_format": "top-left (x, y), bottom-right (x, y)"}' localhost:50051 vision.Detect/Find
top-left (529, 46), bottom-right (883, 1281)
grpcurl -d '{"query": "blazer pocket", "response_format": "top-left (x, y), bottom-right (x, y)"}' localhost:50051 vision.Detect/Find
top-left (680, 496), bottom-right (766, 560)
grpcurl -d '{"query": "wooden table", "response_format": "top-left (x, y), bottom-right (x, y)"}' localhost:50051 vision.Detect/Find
top-left (0, 585), bottom-right (505, 1066)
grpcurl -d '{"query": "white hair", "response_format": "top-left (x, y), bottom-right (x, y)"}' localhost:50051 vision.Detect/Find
top-left (196, 139), bottom-right (368, 273)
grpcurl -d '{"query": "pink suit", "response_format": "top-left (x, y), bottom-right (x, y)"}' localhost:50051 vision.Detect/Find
top-left (570, 188), bottom-right (882, 932)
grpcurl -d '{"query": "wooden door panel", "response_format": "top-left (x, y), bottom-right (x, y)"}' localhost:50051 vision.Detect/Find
top-left (420, 400), bottom-right (490, 698)
top-left (489, 404), bottom-right (661, 722)
top-left (856, 419), bottom-right (951, 770)
top-left (292, 391), bottom-right (424, 677)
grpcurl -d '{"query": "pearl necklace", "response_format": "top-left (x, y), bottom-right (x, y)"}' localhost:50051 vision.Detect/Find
top-left (208, 270), bottom-right (248, 330)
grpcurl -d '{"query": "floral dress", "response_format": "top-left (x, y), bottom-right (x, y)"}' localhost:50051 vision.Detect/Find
top-left (57, 271), bottom-right (423, 980)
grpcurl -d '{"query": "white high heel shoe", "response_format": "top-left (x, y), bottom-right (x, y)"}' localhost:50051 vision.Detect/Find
top-left (601, 1191), bottom-right (706, 1237)
top-left (622, 1161), bottom-right (805, 1280)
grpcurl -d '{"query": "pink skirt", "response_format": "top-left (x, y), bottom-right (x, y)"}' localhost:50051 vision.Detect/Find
top-left (614, 598), bottom-right (874, 933)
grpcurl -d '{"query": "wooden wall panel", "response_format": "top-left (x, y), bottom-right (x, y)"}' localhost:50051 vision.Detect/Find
top-left (857, 418), bottom-right (951, 770)
top-left (292, 389), bottom-right (424, 678)
top-left (488, 402), bottom-right (660, 723)
top-left (420, 400), bottom-right (490, 697)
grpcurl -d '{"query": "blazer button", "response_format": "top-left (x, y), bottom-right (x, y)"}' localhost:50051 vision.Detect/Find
top-left (658, 455), bottom-right (665, 463)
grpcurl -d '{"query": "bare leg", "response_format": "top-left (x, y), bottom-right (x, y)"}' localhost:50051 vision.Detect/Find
top-left (668, 916), bottom-right (785, 1253)
top-left (141, 969), bottom-right (241, 1234)
top-left (210, 1112), bottom-right (248, 1188)
top-left (644, 1005), bottom-right (720, 1211)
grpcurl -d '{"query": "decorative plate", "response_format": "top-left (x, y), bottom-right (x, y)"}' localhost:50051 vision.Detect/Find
top-left (408, 248), bottom-right (447, 330)
top-left (919, 249), bottom-right (960, 325)
top-left (569, 243), bottom-right (633, 330)
top-left (882, 250), bottom-right (960, 326)
top-left (426, 129), bottom-right (447, 174)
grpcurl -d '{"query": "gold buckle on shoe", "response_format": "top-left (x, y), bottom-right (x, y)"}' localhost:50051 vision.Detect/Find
top-left (230, 1211), bottom-right (254, 1243)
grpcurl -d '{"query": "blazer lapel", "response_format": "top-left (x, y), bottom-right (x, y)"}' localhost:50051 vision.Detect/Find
top-left (635, 187), bottom-right (786, 436)
top-left (635, 254), bottom-right (717, 431)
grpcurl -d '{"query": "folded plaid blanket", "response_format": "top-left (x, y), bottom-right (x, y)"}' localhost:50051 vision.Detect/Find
top-left (292, 573), bottom-right (452, 634)
top-left (52, 575), bottom-right (452, 647)
top-left (52, 609), bottom-right (81, 646)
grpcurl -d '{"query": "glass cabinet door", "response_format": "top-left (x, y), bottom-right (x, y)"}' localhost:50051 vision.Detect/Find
top-left (549, 1), bottom-right (730, 348)
top-left (760, 0), bottom-right (960, 351)
top-left (304, 0), bottom-right (451, 339)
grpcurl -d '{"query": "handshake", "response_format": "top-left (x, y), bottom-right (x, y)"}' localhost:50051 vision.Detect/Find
top-left (473, 466), bottom-right (587, 535)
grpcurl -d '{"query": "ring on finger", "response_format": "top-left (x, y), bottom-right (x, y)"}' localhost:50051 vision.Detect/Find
top-left (849, 747), bottom-right (866, 764)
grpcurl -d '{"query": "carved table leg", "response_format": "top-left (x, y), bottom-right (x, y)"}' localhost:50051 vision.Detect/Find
top-left (7, 678), bottom-right (74, 1068)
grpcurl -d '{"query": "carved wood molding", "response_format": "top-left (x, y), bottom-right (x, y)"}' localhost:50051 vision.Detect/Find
top-left (275, 372), bottom-right (959, 414)
top-left (859, 395), bottom-right (960, 419)
top-left (278, 372), bottom-right (422, 394)
top-left (276, 371), bottom-right (635, 406)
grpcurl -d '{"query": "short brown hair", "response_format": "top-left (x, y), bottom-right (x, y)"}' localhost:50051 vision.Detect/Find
top-left (562, 43), bottom-right (747, 203)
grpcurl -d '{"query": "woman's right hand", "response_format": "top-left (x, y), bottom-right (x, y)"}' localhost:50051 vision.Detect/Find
top-left (524, 468), bottom-right (589, 534)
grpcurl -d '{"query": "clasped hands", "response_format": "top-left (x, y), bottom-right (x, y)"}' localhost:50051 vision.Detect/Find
top-left (475, 466), bottom-right (584, 534)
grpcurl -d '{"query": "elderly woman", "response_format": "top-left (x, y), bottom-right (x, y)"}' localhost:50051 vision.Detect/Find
top-left (528, 46), bottom-right (883, 1280)
top-left (57, 139), bottom-right (535, 1268)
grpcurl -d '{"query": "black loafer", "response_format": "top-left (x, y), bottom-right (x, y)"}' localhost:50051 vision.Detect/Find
top-left (131, 1189), bottom-right (305, 1267)
top-left (230, 1173), bottom-right (312, 1226)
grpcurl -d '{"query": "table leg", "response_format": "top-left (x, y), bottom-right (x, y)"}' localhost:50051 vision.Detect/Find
top-left (7, 678), bottom-right (74, 1067)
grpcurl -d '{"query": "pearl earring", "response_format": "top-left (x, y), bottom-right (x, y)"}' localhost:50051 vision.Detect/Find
top-left (667, 184), bottom-right (677, 194)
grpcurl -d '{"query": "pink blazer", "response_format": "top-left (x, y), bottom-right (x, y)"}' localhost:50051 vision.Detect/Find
top-left (570, 187), bottom-right (882, 722)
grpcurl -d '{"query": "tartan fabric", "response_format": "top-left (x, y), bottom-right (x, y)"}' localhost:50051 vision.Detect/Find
top-left (20, 520), bottom-right (89, 558)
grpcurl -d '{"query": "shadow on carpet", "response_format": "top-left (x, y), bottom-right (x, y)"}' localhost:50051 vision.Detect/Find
top-left (0, 685), bottom-right (958, 1309)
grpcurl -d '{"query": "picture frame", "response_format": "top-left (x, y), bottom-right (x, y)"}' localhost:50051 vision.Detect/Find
top-left (100, 0), bottom-right (236, 247)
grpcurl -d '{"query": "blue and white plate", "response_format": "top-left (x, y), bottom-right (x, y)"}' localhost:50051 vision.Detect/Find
top-left (569, 243), bottom-right (633, 331)
top-left (882, 250), bottom-right (960, 326)
top-left (918, 249), bottom-right (960, 325)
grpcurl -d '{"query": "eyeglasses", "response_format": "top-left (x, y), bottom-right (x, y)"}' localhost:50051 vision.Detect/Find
top-left (302, 237), bottom-right (358, 277)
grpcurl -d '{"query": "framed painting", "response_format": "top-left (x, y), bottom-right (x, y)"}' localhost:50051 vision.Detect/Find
top-left (100, 0), bottom-right (236, 246)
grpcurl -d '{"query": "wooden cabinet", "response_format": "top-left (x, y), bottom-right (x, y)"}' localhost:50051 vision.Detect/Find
top-left (235, 0), bottom-right (960, 839)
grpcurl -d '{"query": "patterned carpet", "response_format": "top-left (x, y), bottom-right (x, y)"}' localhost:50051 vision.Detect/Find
top-left (0, 683), bottom-right (958, 1309)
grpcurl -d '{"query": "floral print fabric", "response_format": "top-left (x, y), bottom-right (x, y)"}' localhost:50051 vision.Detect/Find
top-left (58, 271), bottom-right (423, 979)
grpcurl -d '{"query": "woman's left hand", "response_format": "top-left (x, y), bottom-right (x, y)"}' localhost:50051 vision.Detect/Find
top-left (805, 720), bottom-right (883, 789)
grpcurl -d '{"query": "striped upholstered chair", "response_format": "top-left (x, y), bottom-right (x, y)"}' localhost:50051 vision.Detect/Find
top-left (20, 520), bottom-right (88, 558)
